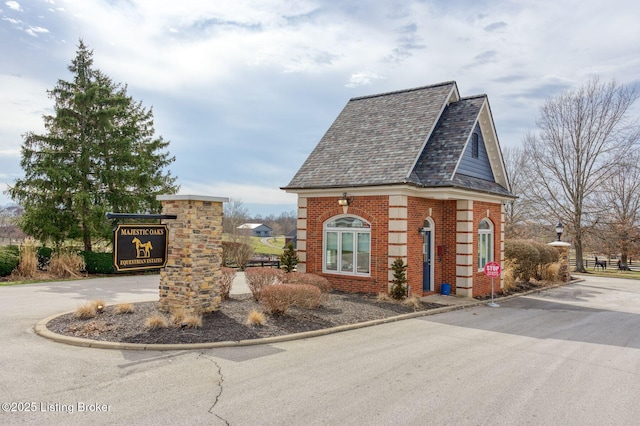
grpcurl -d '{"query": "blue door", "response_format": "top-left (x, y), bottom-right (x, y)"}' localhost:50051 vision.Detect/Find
top-left (423, 229), bottom-right (432, 292)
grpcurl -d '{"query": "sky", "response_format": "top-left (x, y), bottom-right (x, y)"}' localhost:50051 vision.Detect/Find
top-left (1, 0), bottom-right (639, 216)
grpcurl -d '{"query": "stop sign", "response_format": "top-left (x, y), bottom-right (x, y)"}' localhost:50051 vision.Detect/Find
top-left (484, 261), bottom-right (501, 278)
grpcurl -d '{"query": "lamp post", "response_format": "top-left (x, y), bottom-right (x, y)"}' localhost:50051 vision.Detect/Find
top-left (555, 221), bottom-right (564, 242)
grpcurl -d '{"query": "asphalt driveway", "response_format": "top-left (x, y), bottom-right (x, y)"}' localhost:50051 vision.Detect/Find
top-left (1, 274), bottom-right (639, 425)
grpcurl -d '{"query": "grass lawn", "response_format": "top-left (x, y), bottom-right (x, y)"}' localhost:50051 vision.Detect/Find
top-left (572, 269), bottom-right (640, 280)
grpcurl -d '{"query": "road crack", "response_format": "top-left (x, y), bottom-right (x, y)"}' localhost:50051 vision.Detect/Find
top-left (199, 352), bottom-right (229, 425)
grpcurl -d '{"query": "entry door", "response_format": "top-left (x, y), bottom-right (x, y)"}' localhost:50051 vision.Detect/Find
top-left (423, 229), bottom-right (433, 292)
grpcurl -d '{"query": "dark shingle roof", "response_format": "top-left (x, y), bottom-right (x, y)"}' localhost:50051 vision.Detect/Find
top-left (283, 82), bottom-right (456, 189)
top-left (283, 82), bottom-right (513, 198)
top-left (408, 96), bottom-right (484, 186)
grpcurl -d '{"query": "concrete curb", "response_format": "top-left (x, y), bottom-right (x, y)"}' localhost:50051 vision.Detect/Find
top-left (34, 280), bottom-right (580, 351)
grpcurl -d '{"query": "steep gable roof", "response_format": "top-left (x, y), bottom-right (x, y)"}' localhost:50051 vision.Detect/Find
top-left (284, 82), bottom-right (458, 189)
top-left (283, 81), bottom-right (513, 198)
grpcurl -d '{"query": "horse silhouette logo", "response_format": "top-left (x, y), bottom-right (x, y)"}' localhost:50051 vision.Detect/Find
top-left (132, 237), bottom-right (153, 258)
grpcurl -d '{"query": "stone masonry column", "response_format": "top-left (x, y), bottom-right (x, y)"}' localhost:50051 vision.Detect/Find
top-left (549, 241), bottom-right (571, 283)
top-left (156, 194), bottom-right (228, 315)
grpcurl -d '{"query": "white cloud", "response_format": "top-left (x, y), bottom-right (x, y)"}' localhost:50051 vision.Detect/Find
top-left (25, 26), bottom-right (49, 37)
top-left (5, 1), bottom-right (21, 12)
top-left (179, 181), bottom-right (297, 205)
top-left (2, 17), bottom-right (21, 24)
top-left (345, 72), bottom-right (386, 88)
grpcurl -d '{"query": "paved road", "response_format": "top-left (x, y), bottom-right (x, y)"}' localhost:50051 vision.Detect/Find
top-left (1, 275), bottom-right (640, 425)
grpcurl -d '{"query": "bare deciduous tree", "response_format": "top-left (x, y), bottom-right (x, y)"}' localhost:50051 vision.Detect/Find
top-left (502, 145), bottom-right (533, 239)
top-left (523, 77), bottom-right (639, 272)
top-left (593, 147), bottom-right (640, 267)
top-left (223, 198), bottom-right (250, 236)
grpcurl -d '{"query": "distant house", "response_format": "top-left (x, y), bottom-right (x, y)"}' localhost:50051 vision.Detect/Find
top-left (282, 81), bottom-right (515, 298)
top-left (237, 223), bottom-right (273, 237)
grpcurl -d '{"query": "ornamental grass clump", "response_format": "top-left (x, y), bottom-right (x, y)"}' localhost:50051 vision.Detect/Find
top-left (76, 302), bottom-right (97, 319)
top-left (402, 296), bottom-right (422, 311)
top-left (145, 313), bottom-right (169, 329)
top-left (49, 251), bottom-right (86, 278)
top-left (246, 309), bottom-right (266, 326)
top-left (244, 267), bottom-right (285, 301)
top-left (115, 303), bottom-right (135, 314)
top-left (13, 238), bottom-right (38, 279)
top-left (181, 314), bottom-right (203, 329)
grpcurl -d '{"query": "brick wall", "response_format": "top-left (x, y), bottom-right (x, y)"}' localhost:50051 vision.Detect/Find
top-left (471, 201), bottom-right (504, 297)
top-left (298, 193), bottom-right (503, 298)
top-left (304, 195), bottom-right (388, 294)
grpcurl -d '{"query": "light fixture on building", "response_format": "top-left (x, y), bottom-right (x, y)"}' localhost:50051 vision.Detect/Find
top-left (555, 220), bottom-right (564, 241)
top-left (338, 192), bottom-right (352, 207)
top-left (419, 227), bottom-right (428, 235)
top-left (338, 192), bottom-right (353, 214)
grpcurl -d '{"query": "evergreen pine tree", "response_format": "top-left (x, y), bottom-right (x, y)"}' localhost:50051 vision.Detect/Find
top-left (8, 40), bottom-right (178, 251)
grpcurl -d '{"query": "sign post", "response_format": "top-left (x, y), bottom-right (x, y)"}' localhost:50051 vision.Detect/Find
top-left (483, 261), bottom-right (501, 307)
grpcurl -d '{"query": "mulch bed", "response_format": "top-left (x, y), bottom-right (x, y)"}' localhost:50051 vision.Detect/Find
top-left (46, 292), bottom-right (445, 345)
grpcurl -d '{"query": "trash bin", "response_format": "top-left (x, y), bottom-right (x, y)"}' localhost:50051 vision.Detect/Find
top-left (440, 283), bottom-right (451, 296)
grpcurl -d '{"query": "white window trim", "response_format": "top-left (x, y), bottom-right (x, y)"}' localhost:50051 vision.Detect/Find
top-left (323, 215), bottom-right (371, 276)
top-left (478, 218), bottom-right (494, 271)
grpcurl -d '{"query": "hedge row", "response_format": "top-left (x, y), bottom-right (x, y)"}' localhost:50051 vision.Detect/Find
top-left (505, 239), bottom-right (559, 282)
top-left (0, 247), bottom-right (116, 277)
top-left (0, 246), bottom-right (20, 277)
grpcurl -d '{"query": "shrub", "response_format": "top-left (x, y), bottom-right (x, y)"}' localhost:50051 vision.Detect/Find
top-left (259, 285), bottom-right (293, 315)
top-left (49, 251), bottom-right (86, 278)
top-left (244, 267), bottom-right (284, 301)
top-left (390, 258), bottom-right (408, 300)
top-left (284, 272), bottom-right (332, 292)
top-left (260, 284), bottom-right (323, 314)
top-left (505, 240), bottom-right (560, 282)
top-left (280, 242), bottom-right (298, 272)
top-left (81, 251), bottom-right (115, 274)
top-left (289, 284), bottom-right (323, 309)
top-left (505, 240), bottom-right (540, 282)
top-left (246, 309), bottom-right (266, 326)
top-left (221, 240), bottom-right (254, 269)
top-left (0, 246), bottom-right (19, 277)
top-left (37, 246), bottom-right (53, 270)
top-left (220, 267), bottom-right (236, 300)
top-left (145, 313), bottom-right (169, 329)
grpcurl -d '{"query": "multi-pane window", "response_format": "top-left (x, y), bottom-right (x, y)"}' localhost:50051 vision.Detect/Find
top-left (478, 218), bottom-right (493, 269)
top-left (324, 216), bottom-right (371, 275)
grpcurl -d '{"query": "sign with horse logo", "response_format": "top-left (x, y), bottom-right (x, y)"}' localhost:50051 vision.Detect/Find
top-left (113, 224), bottom-right (168, 271)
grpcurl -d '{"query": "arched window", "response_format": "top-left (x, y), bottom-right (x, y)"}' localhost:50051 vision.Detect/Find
top-left (324, 215), bottom-right (371, 275)
top-left (478, 218), bottom-right (493, 269)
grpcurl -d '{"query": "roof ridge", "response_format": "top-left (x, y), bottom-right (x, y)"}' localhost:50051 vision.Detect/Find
top-left (350, 81), bottom-right (457, 101)
top-left (457, 94), bottom-right (487, 101)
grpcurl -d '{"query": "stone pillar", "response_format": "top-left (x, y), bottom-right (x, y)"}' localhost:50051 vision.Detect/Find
top-left (548, 241), bottom-right (571, 283)
top-left (157, 194), bottom-right (228, 315)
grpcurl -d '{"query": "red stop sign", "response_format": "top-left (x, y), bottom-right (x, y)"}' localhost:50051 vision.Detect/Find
top-left (484, 261), bottom-right (501, 278)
